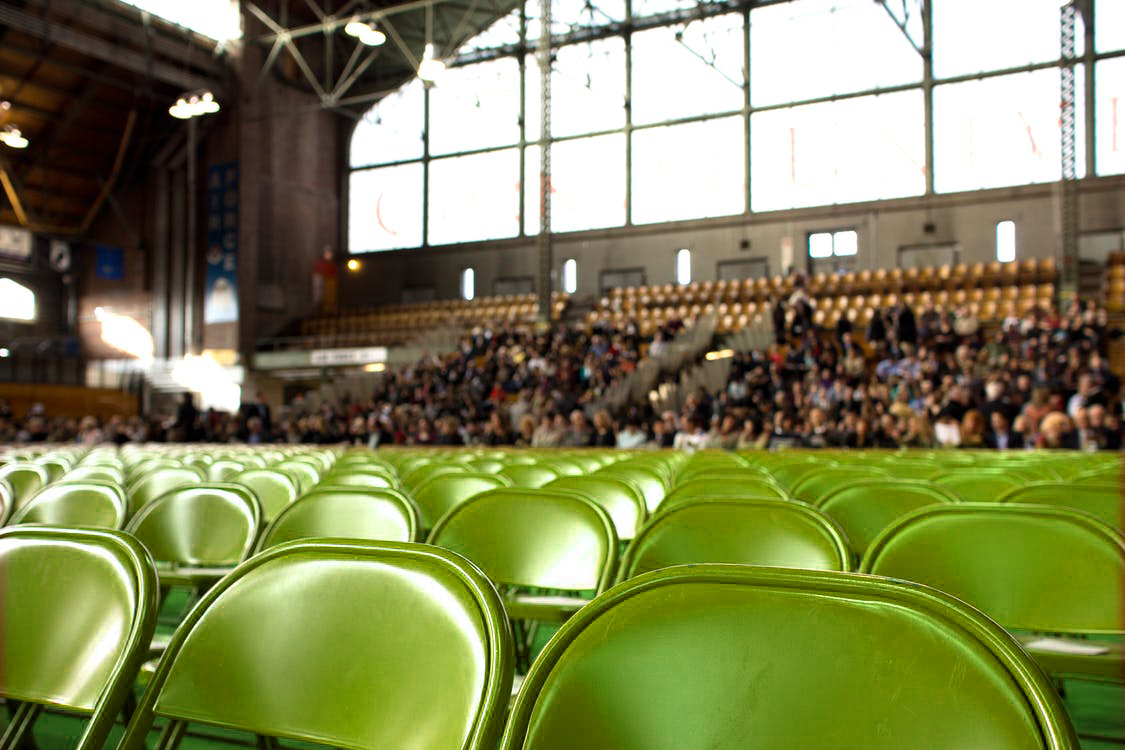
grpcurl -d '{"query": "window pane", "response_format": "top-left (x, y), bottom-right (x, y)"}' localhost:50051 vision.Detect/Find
top-left (116, 0), bottom-right (240, 41)
top-left (676, 249), bottom-right (691, 285)
top-left (462, 268), bottom-right (475, 300)
top-left (428, 58), bottom-right (521, 155)
top-left (631, 14), bottom-right (744, 125)
top-left (834, 230), bottom-right (857, 256)
top-left (1096, 0), bottom-right (1125, 53)
top-left (350, 81), bottom-right (425, 167)
top-left (0, 278), bottom-right (35, 321)
top-left (751, 90), bottom-right (924, 212)
top-left (526, 0), bottom-right (625, 40)
top-left (428, 149), bottom-right (520, 245)
top-left (934, 69), bottom-right (1087, 193)
top-left (933, 0), bottom-right (1072, 78)
top-left (808, 233), bottom-right (833, 258)
top-left (525, 134), bottom-right (626, 234)
top-left (1096, 58), bottom-right (1125, 176)
top-left (633, 0), bottom-right (698, 18)
top-left (750, 0), bottom-right (921, 107)
top-left (563, 258), bottom-right (577, 293)
top-left (996, 221), bottom-right (1016, 262)
top-left (458, 10), bottom-right (521, 54)
top-left (348, 164), bottom-right (424, 252)
top-left (631, 116), bottom-right (745, 225)
top-left (528, 38), bottom-right (625, 138)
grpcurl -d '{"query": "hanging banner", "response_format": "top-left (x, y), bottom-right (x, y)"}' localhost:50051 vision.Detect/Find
top-left (204, 162), bottom-right (238, 324)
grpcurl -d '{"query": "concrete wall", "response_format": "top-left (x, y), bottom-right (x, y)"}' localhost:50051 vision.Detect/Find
top-left (340, 178), bottom-right (1125, 306)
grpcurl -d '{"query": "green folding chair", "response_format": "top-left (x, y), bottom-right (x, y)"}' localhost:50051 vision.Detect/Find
top-left (403, 463), bottom-right (467, 493)
top-left (545, 475), bottom-right (648, 542)
top-left (128, 466), bottom-right (206, 513)
top-left (64, 464), bottom-right (127, 484)
top-left (118, 540), bottom-right (513, 750)
top-left (861, 502), bottom-right (1125, 682)
top-left (790, 466), bottom-right (893, 504)
top-left (933, 472), bottom-right (1026, 503)
top-left (595, 465), bottom-right (667, 513)
top-left (413, 472), bottom-right (512, 530)
top-left (817, 479), bottom-right (958, 559)
top-left (0, 461), bottom-right (50, 512)
top-left (500, 565), bottom-right (1078, 749)
top-left (999, 483), bottom-right (1122, 530)
top-left (499, 464), bottom-right (560, 489)
top-left (8, 480), bottom-right (128, 529)
top-left (321, 470), bottom-right (398, 491)
top-left (255, 487), bottom-right (420, 552)
top-left (0, 525), bottom-right (158, 750)
top-left (619, 499), bottom-right (851, 581)
top-left (0, 477), bottom-right (12, 525)
top-left (206, 458), bottom-right (247, 482)
top-left (233, 468), bottom-right (299, 522)
top-left (274, 460), bottom-right (321, 494)
top-left (658, 477), bottom-right (789, 515)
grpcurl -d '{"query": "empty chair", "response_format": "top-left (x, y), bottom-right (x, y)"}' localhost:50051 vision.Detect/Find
top-left (0, 477), bottom-right (12, 524)
top-left (659, 477), bottom-right (788, 514)
top-left (861, 503), bottom-right (1124, 681)
top-left (119, 540), bottom-right (513, 750)
top-left (128, 466), bottom-right (205, 512)
top-left (322, 470), bottom-right (398, 490)
top-left (596, 465), bottom-right (667, 513)
top-left (126, 483), bottom-right (261, 590)
top-left (499, 464), bottom-right (560, 489)
top-left (999, 483), bottom-right (1122, 529)
top-left (206, 458), bottom-right (247, 482)
top-left (413, 472), bottom-right (512, 530)
top-left (0, 526), bottom-right (158, 750)
top-left (8, 480), bottom-right (128, 529)
top-left (817, 479), bottom-right (958, 558)
top-left (500, 565), bottom-right (1077, 749)
top-left (933, 472), bottom-right (1025, 502)
top-left (403, 463), bottom-right (466, 492)
top-left (65, 463), bottom-right (127, 484)
top-left (256, 487), bottom-right (419, 552)
top-left (233, 468), bottom-right (299, 522)
top-left (0, 461), bottom-right (50, 511)
top-left (428, 488), bottom-right (617, 624)
top-left (545, 475), bottom-right (647, 541)
top-left (619, 500), bottom-right (851, 581)
top-left (274, 460), bottom-right (320, 494)
top-left (790, 466), bottom-right (892, 504)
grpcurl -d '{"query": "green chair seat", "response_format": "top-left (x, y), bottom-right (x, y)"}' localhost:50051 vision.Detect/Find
top-left (9, 480), bottom-right (128, 529)
top-left (933, 472), bottom-right (1026, 503)
top-left (118, 540), bottom-right (513, 750)
top-left (255, 487), bottom-right (419, 552)
top-left (498, 464), bottom-right (559, 488)
top-left (64, 464), bottom-right (127, 484)
top-left (790, 466), bottom-right (893, 504)
top-left (595, 465), bottom-right (667, 513)
top-left (128, 466), bottom-right (206, 513)
top-left (0, 461), bottom-right (50, 511)
top-left (658, 477), bottom-right (789, 514)
top-left (499, 565), bottom-right (1078, 749)
top-left (274, 460), bottom-right (321, 494)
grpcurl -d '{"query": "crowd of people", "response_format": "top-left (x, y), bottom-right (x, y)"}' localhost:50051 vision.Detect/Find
top-left (2, 284), bottom-right (1122, 453)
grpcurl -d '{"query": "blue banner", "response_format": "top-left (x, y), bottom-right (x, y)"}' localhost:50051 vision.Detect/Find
top-left (95, 244), bottom-right (124, 280)
top-left (204, 162), bottom-right (238, 324)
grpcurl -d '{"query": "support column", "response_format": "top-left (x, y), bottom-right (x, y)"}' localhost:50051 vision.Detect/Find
top-left (536, 0), bottom-right (553, 322)
top-left (1060, 1), bottom-right (1079, 304)
top-left (922, 0), bottom-right (934, 196)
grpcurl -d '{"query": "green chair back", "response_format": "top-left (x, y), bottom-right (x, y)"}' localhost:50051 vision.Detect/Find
top-left (500, 565), bottom-right (1078, 750)
top-left (274, 460), bottom-right (320, 494)
top-left (596, 466), bottom-right (666, 513)
top-left (128, 466), bottom-right (205, 512)
top-left (207, 458), bottom-right (247, 482)
top-left (126, 483), bottom-right (261, 568)
top-left (118, 540), bottom-right (513, 750)
top-left (233, 468), bottom-right (299, 522)
top-left (413, 472), bottom-right (512, 530)
top-left (765, 461), bottom-right (824, 490)
top-left (0, 461), bottom-right (50, 511)
top-left (818, 479), bottom-right (958, 558)
top-left (999, 483), bottom-right (1122, 529)
top-left (403, 463), bottom-right (466, 492)
top-left (545, 476), bottom-right (647, 541)
top-left (933, 472), bottom-right (1026, 502)
top-left (659, 477), bottom-right (788, 514)
top-left (65, 464), bottom-right (126, 484)
top-left (790, 466), bottom-right (892, 503)
top-left (256, 487), bottom-right (419, 552)
top-left (321, 470), bottom-right (398, 490)
top-left (9, 480), bottom-right (128, 529)
top-left (36, 456), bottom-right (72, 482)
top-left (0, 477), bottom-right (12, 524)
top-left (428, 488), bottom-right (617, 593)
top-left (0, 526), bottom-right (158, 750)
top-left (619, 500), bottom-right (851, 581)
top-left (498, 464), bottom-right (559, 489)
top-left (861, 503), bottom-right (1125, 634)
top-left (469, 459), bottom-right (506, 474)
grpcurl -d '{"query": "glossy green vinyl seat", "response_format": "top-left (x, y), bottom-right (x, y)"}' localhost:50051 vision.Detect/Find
top-left (321, 470), bottom-right (398, 491)
top-left (428, 488), bottom-right (617, 624)
top-left (8, 480), bottom-right (128, 529)
top-left (0, 461), bottom-right (50, 512)
top-left (545, 476), bottom-right (647, 541)
top-left (0, 477), bottom-right (12, 524)
top-left (537, 459), bottom-right (582, 477)
top-left (595, 466), bottom-right (666, 513)
top-left (500, 565), bottom-right (1078, 750)
top-left (658, 477), bottom-right (789, 514)
top-left (933, 472), bottom-right (1026, 503)
top-left (255, 487), bottom-right (419, 552)
top-left (128, 466), bottom-right (205, 513)
top-left (233, 468), bottom-right (299, 522)
top-left (35, 454), bottom-right (74, 482)
top-left (999, 483), bottom-right (1122, 529)
top-left (674, 465), bottom-right (775, 485)
top-left (273, 460), bottom-right (320, 494)
top-left (0, 526), bottom-right (158, 750)
top-left (118, 540), bottom-right (513, 750)
top-left (413, 472), bottom-right (512, 530)
top-left (403, 463), bottom-right (466, 493)
top-left (817, 479), bottom-right (958, 558)
top-left (765, 460), bottom-right (826, 491)
top-left (861, 503), bottom-right (1125, 681)
top-left (498, 464), bottom-right (559, 489)
top-left (126, 483), bottom-right (261, 589)
top-left (790, 466), bottom-right (893, 504)
top-left (206, 458), bottom-right (247, 482)
top-left (64, 463), bottom-right (127, 484)
top-left (619, 500), bottom-right (851, 581)
top-left (469, 459), bottom-right (506, 474)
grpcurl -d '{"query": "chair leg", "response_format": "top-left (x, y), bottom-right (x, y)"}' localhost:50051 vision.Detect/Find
top-left (1, 702), bottom-right (42, 750)
top-left (154, 719), bottom-right (187, 750)
top-left (256, 735), bottom-right (278, 750)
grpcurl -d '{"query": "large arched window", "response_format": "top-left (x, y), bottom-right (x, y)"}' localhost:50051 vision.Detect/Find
top-left (0, 278), bottom-right (36, 321)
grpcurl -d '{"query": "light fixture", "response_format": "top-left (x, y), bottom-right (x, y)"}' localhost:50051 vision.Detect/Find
top-left (417, 43), bottom-right (446, 82)
top-left (363, 362), bottom-right (386, 373)
top-left (0, 347), bottom-right (9, 358)
top-left (169, 90), bottom-right (221, 120)
top-left (0, 101), bottom-right (10, 111)
top-left (705, 349), bottom-right (735, 361)
top-left (347, 258), bottom-right (361, 271)
top-left (344, 17), bottom-right (385, 46)
top-left (0, 125), bottom-right (28, 149)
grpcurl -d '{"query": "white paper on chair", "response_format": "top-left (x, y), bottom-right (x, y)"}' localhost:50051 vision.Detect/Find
top-left (1024, 638), bottom-right (1109, 655)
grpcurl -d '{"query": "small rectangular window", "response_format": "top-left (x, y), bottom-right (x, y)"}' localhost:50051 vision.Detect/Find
top-left (808, 230), bottom-right (858, 258)
top-left (562, 258), bottom-right (577, 294)
top-left (996, 220), bottom-right (1016, 262)
top-left (676, 248), bottom-right (692, 285)
top-left (461, 268), bottom-right (475, 300)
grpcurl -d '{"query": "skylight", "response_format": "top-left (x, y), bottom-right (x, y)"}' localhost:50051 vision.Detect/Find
top-left (114, 0), bottom-right (242, 42)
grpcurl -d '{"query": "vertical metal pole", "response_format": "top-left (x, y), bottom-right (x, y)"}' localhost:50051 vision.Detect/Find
top-left (1060, 1), bottom-right (1079, 304)
top-left (536, 0), bottom-right (553, 322)
top-left (743, 5), bottom-right (751, 215)
top-left (185, 116), bottom-right (197, 355)
top-left (152, 167), bottom-right (169, 359)
top-left (922, 0), bottom-right (934, 196)
top-left (624, 25), bottom-right (633, 226)
top-left (518, 2), bottom-right (527, 239)
top-left (422, 83), bottom-right (431, 248)
top-left (1083, 0), bottom-right (1096, 176)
